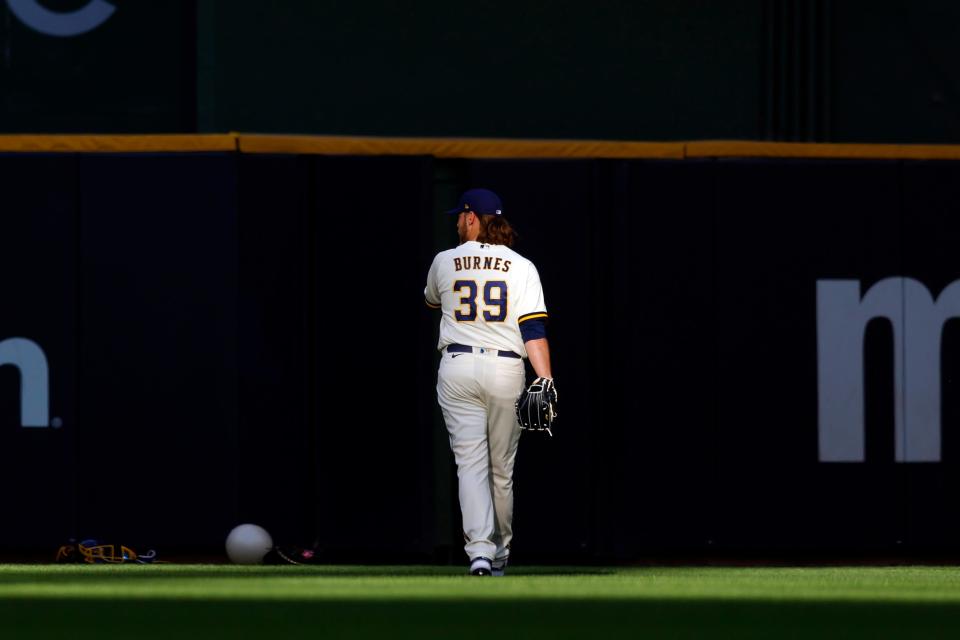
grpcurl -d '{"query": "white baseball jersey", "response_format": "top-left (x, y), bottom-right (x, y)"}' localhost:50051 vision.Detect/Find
top-left (424, 240), bottom-right (547, 357)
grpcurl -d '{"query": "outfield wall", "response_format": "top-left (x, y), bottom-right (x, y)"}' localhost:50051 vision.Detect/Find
top-left (7, 1), bottom-right (960, 146)
top-left (1, 137), bottom-right (959, 561)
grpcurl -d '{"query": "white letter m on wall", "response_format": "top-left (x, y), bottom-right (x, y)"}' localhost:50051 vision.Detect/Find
top-left (0, 337), bottom-right (49, 428)
top-left (817, 278), bottom-right (960, 462)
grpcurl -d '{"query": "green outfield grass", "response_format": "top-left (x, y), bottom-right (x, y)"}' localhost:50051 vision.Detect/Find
top-left (2, 564), bottom-right (960, 639)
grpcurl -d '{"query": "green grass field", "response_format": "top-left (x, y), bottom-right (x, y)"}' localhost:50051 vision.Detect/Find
top-left (2, 564), bottom-right (960, 639)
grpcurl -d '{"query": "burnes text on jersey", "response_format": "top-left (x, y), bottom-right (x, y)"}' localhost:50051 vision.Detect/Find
top-left (453, 256), bottom-right (512, 272)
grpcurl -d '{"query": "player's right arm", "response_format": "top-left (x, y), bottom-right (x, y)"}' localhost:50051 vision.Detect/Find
top-left (424, 254), bottom-right (442, 309)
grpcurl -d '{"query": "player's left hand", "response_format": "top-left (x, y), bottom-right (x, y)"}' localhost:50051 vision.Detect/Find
top-left (515, 377), bottom-right (558, 436)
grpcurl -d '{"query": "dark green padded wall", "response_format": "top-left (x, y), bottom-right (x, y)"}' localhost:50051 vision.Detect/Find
top-left (197, 0), bottom-right (761, 140)
top-left (3, 1), bottom-right (960, 143)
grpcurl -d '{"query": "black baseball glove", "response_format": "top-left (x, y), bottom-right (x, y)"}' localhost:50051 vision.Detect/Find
top-left (515, 377), bottom-right (558, 435)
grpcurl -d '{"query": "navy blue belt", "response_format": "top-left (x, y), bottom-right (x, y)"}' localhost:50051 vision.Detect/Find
top-left (447, 344), bottom-right (521, 359)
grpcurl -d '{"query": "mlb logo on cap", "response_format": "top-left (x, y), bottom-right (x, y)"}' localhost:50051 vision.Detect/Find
top-left (446, 188), bottom-right (503, 216)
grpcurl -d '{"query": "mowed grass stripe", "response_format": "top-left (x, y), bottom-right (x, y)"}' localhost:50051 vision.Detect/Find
top-left (2, 567), bottom-right (960, 639)
top-left (0, 566), bottom-right (959, 603)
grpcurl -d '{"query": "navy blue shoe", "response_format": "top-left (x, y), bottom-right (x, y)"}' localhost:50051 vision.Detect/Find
top-left (470, 557), bottom-right (492, 576)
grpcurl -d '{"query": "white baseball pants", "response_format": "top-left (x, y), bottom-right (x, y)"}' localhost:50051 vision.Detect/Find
top-left (437, 347), bottom-right (525, 562)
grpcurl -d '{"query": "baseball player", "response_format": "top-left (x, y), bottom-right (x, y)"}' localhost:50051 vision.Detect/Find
top-left (424, 188), bottom-right (554, 576)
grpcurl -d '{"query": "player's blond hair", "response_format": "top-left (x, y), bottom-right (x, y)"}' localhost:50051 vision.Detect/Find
top-left (477, 215), bottom-right (517, 248)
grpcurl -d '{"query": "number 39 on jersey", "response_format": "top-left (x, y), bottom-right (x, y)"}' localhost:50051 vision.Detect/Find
top-left (453, 280), bottom-right (508, 322)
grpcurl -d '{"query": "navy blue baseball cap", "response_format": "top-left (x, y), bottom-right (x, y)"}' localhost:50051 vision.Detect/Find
top-left (445, 188), bottom-right (503, 216)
